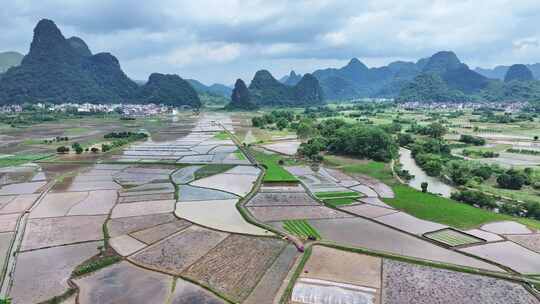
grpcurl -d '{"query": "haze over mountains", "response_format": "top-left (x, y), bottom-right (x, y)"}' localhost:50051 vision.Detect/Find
top-left (475, 64), bottom-right (540, 80)
top-left (0, 51), bottom-right (24, 74)
top-left (2, 18), bottom-right (540, 107)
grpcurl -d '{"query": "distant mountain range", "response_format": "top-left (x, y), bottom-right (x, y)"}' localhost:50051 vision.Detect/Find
top-left (279, 71), bottom-right (303, 86)
top-left (0, 19), bottom-right (201, 106)
top-left (2, 19), bottom-right (540, 106)
top-left (310, 57), bottom-right (424, 100)
top-left (186, 79), bottom-right (232, 98)
top-left (0, 51), bottom-right (23, 74)
top-left (475, 64), bottom-right (540, 80)
top-left (397, 54), bottom-right (540, 103)
top-left (248, 70), bottom-right (324, 107)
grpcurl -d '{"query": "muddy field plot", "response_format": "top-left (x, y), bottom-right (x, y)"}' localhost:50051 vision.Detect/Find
top-left (171, 166), bottom-right (202, 184)
top-left (107, 213), bottom-right (178, 237)
top-left (301, 246), bottom-right (382, 288)
top-left (130, 219), bottom-right (192, 244)
top-left (481, 221), bottom-right (532, 235)
top-left (10, 241), bottom-right (100, 304)
top-left (247, 205), bottom-right (353, 222)
top-left (506, 234), bottom-right (540, 253)
top-left (21, 215), bottom-right (106, 250)
top-left (130, 225), bottom-right (229, 275)
top-left (244, 244), bottom-right (300, 304)
top-left (308, 217), bottom-right (500, 271)
top-left (374, 212), bottom-right (447, 235)
top-left (382, 259), bottom-right (539, 304)
top-left (0, 181), bottom-right (46, 195)
top-left (75, 261), bottom-right (172, 304)
top-left (176, 199), bottom-right (270, 235)
top-left (118, 192), bottom-right (175, 203)
top-left (339, 203), bottom-right (398, 218)
top-left (184, 234), bottom-right (287, 302)
top-left (461, 241), bottom-right (540, 274)
top-left (178, 185), bottom-right (237, 201)
top-left (259, 185), bottom-right (305, 194)
top-left (171, 279), bottom-right (226, 304)
top-left (0, 194), bottom-right (39, 214)
top-left (291, 247), bottom-right (383, 304)
top-left (190, 172), bottom-right (258, 197)
top-left (0, 213), bottom-right (20, 232)
top-left (110, 199), bottom-right (175, 218)
top-left (247, 192), bottom-right (319, 207)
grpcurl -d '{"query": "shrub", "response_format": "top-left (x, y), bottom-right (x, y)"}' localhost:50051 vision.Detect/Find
top-left (497, 170), bottom-right (525, 190)
top-left (56, 146), bottom-right (70, 154)
top-left (421, 182), bottom-right (428, 193)
top-left (459, 134), bottom-right (486, 146)
top-left (451, 190), bottom-right (497, 209)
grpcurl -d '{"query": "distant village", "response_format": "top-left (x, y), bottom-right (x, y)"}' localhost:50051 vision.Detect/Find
top-left (0, 103), bottom-right (189, 116)
top-left (398, 101), bottom-right (528, 113)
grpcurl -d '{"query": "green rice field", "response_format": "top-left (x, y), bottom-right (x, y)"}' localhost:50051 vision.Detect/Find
top-left (283, 220), bottom-right (321, 240)
top-left (424, 228), bottom-right (484, 247)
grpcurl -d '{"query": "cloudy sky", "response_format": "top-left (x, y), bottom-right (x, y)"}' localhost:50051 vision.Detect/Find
top-left (2, 0), bottom-right (540, 85)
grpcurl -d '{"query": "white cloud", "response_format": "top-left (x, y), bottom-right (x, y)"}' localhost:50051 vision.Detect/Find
top-left (3, 0), bottom-right (540, 83)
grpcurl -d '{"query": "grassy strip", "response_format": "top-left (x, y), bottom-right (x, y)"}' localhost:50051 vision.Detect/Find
top-left (72, 255), bottom-right (121, 277)
top-left (0, 154), bottom-right (53, 168)
top-left (324, 156), bottom-right (394, 184)
top-left (194, 164), bottom-right (235, 180)
top-left (234, 150), bottom-right (247, 160)
top-left (102, 222), bottom-right (111, 248)
top-left (213, 131), bottom-right (230, 140)
top-left (315, 191), bottom-right (360, 199)
top-left (385, 184), bottom-right (540, 230)
top-left (251, 149), bottom-right (297, 183)
top-left (321, 197), bottom-right (358, 207)
top-left (279, 246), bottom-right (312, 304)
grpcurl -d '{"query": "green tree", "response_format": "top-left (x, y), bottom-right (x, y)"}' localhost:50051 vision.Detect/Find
top-left (497, 170), bottom-right (525, 190)
top-left (276, 118), bottom-right (288, 130)
top-left (425, 122), bottom-right (447, 138)
top-left (421, 182), bottom-right (428, 193)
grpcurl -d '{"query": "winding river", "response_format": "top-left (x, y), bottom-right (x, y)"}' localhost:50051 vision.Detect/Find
top-left (398, 147), bottom-right (456, 198)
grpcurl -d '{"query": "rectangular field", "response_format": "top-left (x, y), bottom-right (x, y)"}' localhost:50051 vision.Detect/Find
top-left (283, 219), bottom-right (321, 240)
top-left (424, 228), bottom-right (485, 247)
top-left (315, 191), bottom-right (361, 207)
top-left (251, 150), bottom-right (298, 183)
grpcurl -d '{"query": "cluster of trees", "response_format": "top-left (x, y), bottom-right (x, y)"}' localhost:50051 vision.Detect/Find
top-left (56, 142), bottom-right (100, 154)
top-left (102, 132), bottom-right (148, 152)
top-left (459, 134), bottom-right (486, 146)
top-left (462, 149), bottom-right (498, 158)
top-left (410, 138), bottom-right (451, 176)
top-left (406, 122), bottom-right (447, 138)
top-left (43, 136), bottom-right (70, 144)
top-left (251, 110), bottom-right (296, 130)
top-left (496, 169), bottom-right (529, 190)
top-left (452, 189), bottom-right (540, 221)
top-left (296, 118), bottom-right (398, 162)
top-left (451, 190), bottom-right (497, 209)
top-left (507, 148), bottom-right (540, 156)
top-left (104, 131), bottom-right (147, 139)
